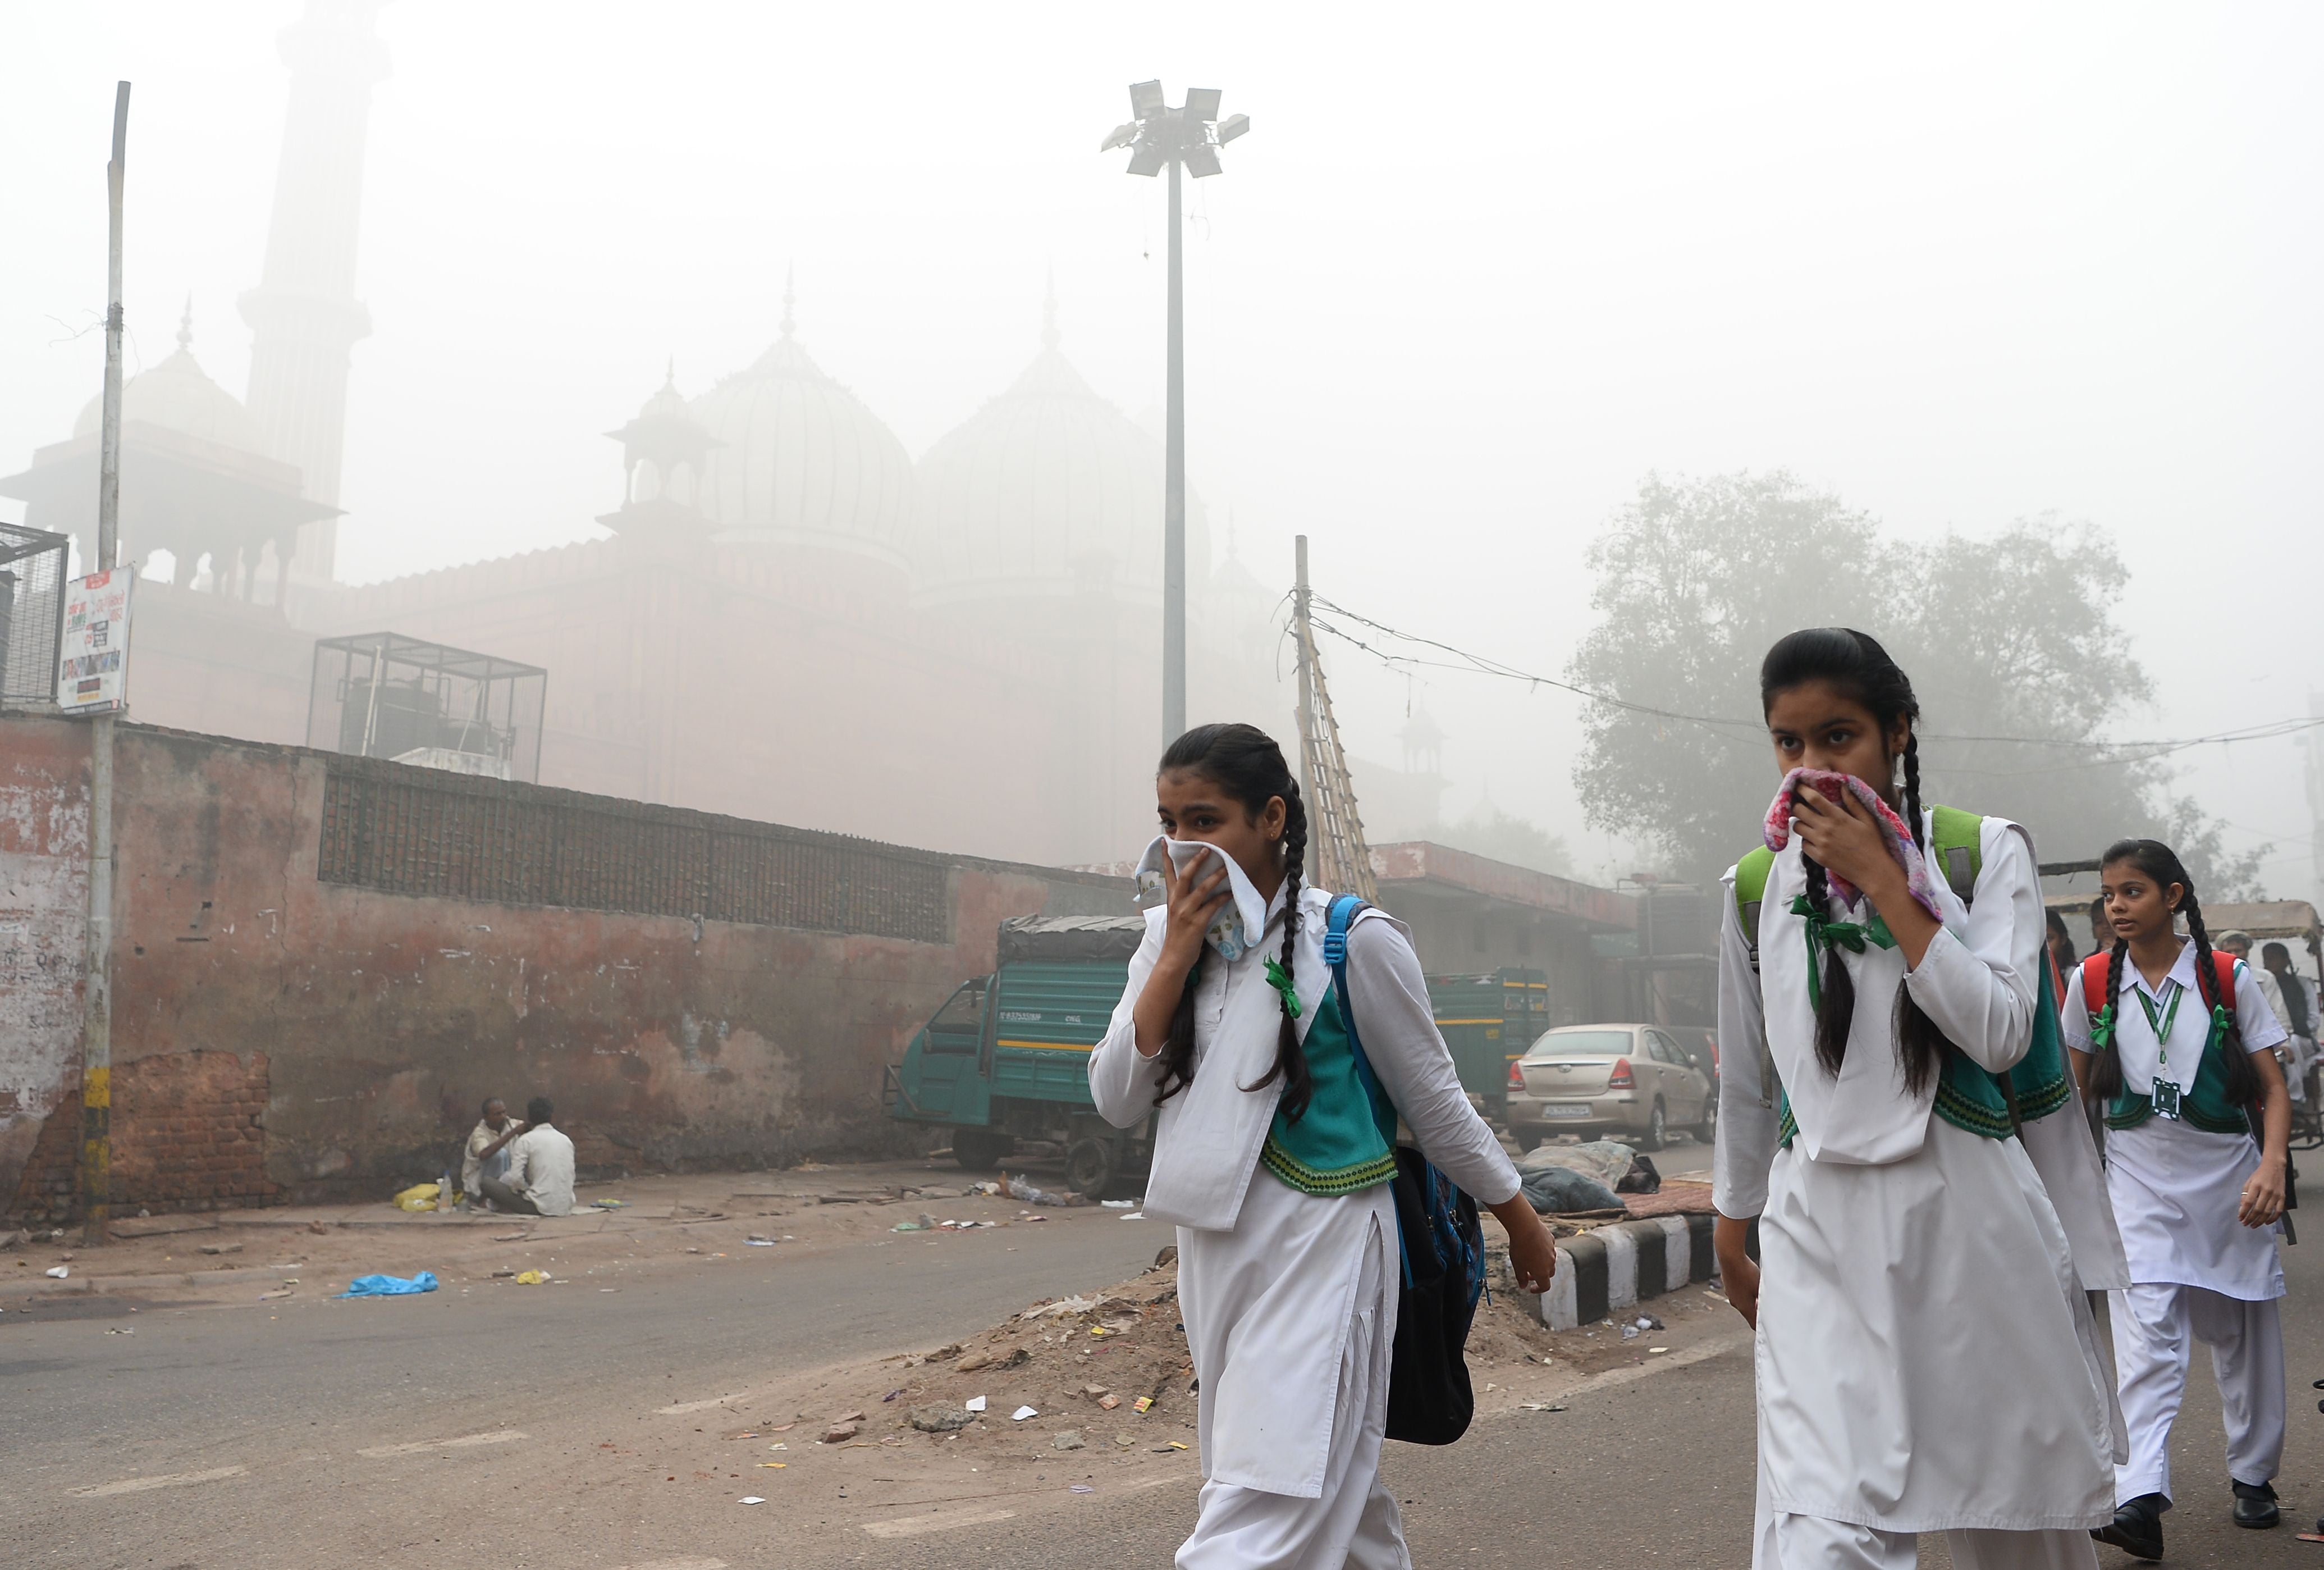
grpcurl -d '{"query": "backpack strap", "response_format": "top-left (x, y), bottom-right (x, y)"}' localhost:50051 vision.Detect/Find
top-left (1927, 805), bottom-right (1983, 909)
top-left (1732, 847), bottom-right (1780, 1110)
top-left (2212, 953), bottom-right (2240, 1020)
top-left (1735, 847), bottom-right (1775, 966)
top-left (2080, 951), bottom-right (2111, 1016)
top-left (1326, 894), bottom-right (1415, 1288)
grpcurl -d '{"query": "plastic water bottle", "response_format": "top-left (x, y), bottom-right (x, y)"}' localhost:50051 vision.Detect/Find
top-left (440, 1166), bottom-right (455, 1214)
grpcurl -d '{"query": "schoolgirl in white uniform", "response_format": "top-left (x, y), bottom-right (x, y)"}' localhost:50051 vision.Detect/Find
top-left (2059, 838), bottom-right (2292, 1556)
top-left (1089, 723), bottom-right (1559, 1570)
top-left (1714, 628), bottom-right (2117, 1570)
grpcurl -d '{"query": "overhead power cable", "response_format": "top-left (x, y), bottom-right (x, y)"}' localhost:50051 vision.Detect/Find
top-left (1302, 594), bottom-right (2324, 767)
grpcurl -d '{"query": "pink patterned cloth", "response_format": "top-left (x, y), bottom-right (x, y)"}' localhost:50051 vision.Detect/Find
top-left (1763, 767), bottom-right (1945, 921)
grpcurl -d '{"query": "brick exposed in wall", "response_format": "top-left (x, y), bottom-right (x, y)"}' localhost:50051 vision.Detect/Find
top-left (318, 760), bottom-right (952, 942)
top-left (6, 1078), bottom-right (77, 1224)
top-left (110, 1051), bottom-right (280, 1212)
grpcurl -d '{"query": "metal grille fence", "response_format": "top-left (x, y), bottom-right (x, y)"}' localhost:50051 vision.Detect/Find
top-left (318, 758), bottom-right (953, 942)
top-left (0, 523), bottom-right (70, 707)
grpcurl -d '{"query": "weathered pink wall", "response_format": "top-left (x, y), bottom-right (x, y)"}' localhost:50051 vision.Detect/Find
top-left (2, 716), bottom-right (1127, 1215)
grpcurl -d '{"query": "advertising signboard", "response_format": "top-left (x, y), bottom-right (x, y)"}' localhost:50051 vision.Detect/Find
top-left (56, 565), bottom-right (134, 714)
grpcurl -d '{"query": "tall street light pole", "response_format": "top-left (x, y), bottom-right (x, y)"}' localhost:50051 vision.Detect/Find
top-left (1102, 81), bottom-right (1248, 746)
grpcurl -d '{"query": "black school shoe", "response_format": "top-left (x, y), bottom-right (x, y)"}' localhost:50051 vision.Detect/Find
top-left (2232, 1478), bottom-right (2281, 1528)
top-left (2092, 1493), bottom-right (2168, 1561)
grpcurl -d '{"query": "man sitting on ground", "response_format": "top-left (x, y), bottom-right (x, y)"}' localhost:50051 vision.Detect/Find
top-left (478, 1098), bottom-right (575, 1217)
top-left (461, 1097), bottom-right (524, 1209)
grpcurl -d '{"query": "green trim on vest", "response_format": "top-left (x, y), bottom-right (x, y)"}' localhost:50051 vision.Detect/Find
top-left (1259, 983), bottom-right (1399, 1198)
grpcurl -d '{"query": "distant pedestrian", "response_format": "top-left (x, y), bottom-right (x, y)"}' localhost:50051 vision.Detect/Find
top-left (1090, 723), bottom-right (1558, 1570)
top-left (478, 1097), bottom-right (576, 1217)
top-left (2064, 841), bottom-right (2293, 1553)
top-left (2049, 906), bottom-right (2079, 987)
top-left (2261, 941), bottom-right (2317, 1105)
top-left (460, 1097), bottom-right (525, 1205)
top-left (1714, 628), bottom-right (2117, 1568)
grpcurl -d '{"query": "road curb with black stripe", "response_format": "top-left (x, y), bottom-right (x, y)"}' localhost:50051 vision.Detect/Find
top-left (1532, 1215), bottom-right (1720, 1331)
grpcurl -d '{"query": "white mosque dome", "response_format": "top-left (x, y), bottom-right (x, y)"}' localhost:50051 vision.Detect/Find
top-left (914, 291), bottom-right (1207, 605)
top-left (689, 287), bottom-right (914, 565)
top-left (76, 303), bottom-right (269, 457)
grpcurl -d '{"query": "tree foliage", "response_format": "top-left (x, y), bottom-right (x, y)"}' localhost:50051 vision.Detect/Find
top-left (1568, 472), bottom-right (2265, 896)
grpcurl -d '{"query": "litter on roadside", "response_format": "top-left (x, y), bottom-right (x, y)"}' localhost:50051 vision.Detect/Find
top-left (964, 1395), bottom-right (987, 1412)
top-left (1010, 1405), bottom-right (1038, 1421)
top-left (1119, 1212), bottom-right (1146, 1221)
top-left (1133, 1396), bottom-right (1154, 1414)
top-left (515, 1270), bottom-right (549, 1285)
top-left (739, 1496), bottom-right (765, 1505)
top-left (745, 1236), bottom-right (777, 1246)
top-left (337, 1271), bottom-right (438, 1298)
top-left (1520, 1402), bottom-right (1569, 1412)
top-left (1100, 1199), bottom-right (1137, 1209)
top-left (589, 1199), bottom-right (628, 1210)
top-left (1022, 1295), bottom-right (1098, 1320)
top-left (44, 1266), bottom-right (67, 1279)
top-left (1071, 1484), bottom-right (1095, 1493)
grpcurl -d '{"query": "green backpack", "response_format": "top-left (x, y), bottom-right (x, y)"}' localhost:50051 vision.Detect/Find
top-left (1733, 806), bottom-right (2074, 1142)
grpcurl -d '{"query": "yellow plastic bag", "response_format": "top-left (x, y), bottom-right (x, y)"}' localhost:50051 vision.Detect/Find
top-left (392, 1181), bottom-right (441, 1212)
top-left (515, 1270), bottom-right (548, 1285)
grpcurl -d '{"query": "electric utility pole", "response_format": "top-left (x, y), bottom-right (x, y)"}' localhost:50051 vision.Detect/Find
top-left (1291, 536), bottom-right (1376, 900)
top-left (80, 81), bottom-right (129, 1247)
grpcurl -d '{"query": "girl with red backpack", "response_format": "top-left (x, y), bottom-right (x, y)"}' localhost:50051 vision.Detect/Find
top-left (2060, 838), bottom-right (2293, 1557)
top-left (1713, 627), bottom-right (2119, 1568)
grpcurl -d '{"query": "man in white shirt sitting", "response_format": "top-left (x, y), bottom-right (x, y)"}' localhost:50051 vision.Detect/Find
top-left (478, 1097), bottom-right (576, 1217)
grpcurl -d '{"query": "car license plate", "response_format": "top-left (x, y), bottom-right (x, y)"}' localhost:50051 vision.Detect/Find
top-left (1543, 1103), bottom-right (1592, 1119)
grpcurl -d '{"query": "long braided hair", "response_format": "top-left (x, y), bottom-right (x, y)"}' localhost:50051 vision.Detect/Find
top-left (1149, 724), bottom-right (1315, 1122)
top-left (1760, 628), bottom-right (1948, 1094)
top-left (2087, 838), bottom-right (2259, 1106)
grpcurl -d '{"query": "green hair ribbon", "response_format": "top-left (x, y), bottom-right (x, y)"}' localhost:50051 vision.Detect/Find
top-left (2088, 1003), bottom-right (2116, 1052)
top-left (1264, 956), bottom-right (1302, 1020)
top-left (1788, 893), bottom-right (1895, 1011)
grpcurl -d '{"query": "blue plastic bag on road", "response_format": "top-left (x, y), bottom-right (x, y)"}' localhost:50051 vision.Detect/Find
top-left (337, 1271), bottom-right (438, 1298)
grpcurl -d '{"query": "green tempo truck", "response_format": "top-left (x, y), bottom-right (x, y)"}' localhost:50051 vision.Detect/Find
top-left (884, 916), bottom-right (1153, 1198)
top-left (886, 920), bottom-right (1559, 1195)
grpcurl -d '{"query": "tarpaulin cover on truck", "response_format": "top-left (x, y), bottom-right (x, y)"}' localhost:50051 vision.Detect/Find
top-left (997, 915), bottom-right (1149, 965)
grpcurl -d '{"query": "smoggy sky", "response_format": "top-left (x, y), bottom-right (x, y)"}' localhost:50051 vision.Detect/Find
top-left (6, 3), bottom-right (2321, 897)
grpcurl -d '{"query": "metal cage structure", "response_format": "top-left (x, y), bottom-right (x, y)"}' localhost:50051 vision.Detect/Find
top-left (0, 522), bottom-right (71, 709)
top-left (308, 632), bottom-right (547, 783)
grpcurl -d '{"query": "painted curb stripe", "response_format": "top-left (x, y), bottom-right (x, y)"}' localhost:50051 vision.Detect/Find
top-left (1537, 1213), bottom-right (1718, 1332)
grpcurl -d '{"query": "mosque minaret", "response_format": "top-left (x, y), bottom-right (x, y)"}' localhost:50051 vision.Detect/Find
top-left (238, 0), bottom-right (390, 582)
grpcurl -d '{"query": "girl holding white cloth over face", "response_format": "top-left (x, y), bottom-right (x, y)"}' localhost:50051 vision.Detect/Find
top-left (1088, 723), bottom-right (1559, 1570)
top-left (1713, 628), bottom-right (2117, 1570)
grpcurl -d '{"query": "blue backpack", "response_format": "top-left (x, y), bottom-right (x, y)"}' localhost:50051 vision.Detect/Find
top-left (1327, 893), bottom-right (1488, 1445)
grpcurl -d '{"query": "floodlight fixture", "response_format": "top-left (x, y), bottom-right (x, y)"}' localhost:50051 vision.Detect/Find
top-left (1099, 80), bottom-right (1251, 744)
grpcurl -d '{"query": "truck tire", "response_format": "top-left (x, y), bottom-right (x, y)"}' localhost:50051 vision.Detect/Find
top-left (1065, 1135), bottom-right (1123, 1199)
top-left (952, 1128), bottom-right (1013, 1172)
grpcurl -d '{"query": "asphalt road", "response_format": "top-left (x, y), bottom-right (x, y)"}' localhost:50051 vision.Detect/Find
top-left (11, 1131), bottom-right (2317, 1569)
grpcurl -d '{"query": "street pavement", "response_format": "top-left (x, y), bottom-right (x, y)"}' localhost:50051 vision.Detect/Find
top-left (8, 1135), bottom-right (2318, 1569)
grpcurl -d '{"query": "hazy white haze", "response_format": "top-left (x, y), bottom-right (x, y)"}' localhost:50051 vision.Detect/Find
top-left (6, 2), bottom-right (2321, 894)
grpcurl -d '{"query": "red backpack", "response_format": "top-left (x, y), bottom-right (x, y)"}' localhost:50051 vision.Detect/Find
top-left (2078, 949), bottom-right (2237, 1024)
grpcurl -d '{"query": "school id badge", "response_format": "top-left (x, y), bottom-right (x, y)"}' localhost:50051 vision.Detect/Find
top-left (2151, 1078), bottom-right (2183, 1120)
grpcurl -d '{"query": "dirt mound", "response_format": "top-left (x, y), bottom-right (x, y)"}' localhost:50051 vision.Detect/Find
top-left (798, 1234), bottom-right (1567, 1463)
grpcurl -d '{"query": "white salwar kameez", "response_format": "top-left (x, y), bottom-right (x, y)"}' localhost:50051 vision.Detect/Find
top-left (1091, 886), bottom-right (1519, 1570)
top-left (2058, 940), bottom-right (2289, 1504)
top-left (1715, 815), bottom-right (2115, 1568)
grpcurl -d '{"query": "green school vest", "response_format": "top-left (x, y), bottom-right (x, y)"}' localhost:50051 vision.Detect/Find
top-left (1258, 983), bottom-right (1399, 1198)
top-left (2098, 966), bottom-right (2250, 1135)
